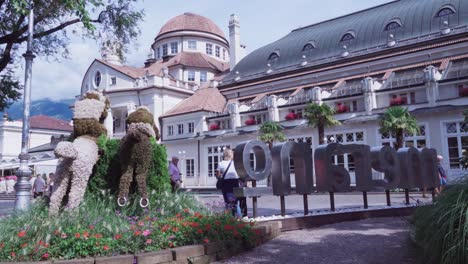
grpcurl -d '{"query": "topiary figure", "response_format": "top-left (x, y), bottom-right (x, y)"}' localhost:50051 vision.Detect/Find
top-left (49, 90), bottom-right (109, 216)
top-left (117, 106), bottom-right (157, 207)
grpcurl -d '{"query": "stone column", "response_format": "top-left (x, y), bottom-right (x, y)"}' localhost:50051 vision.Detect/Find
top-left (424, 65), bottom-right (439, 107)
top-left (310, 86), bottom-right (322, 105)
top-left (267, 95), bottom-right (279, 122)
top-left (362, 77), bottom-right (376, 115)
top-left (227, 102), bottom-right (241, 130)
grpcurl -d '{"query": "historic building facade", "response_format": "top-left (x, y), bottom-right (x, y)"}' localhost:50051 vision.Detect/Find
top-left (83, 0), bottom-right (468, 188)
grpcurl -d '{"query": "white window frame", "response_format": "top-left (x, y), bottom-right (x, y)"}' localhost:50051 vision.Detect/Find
top-left (223, 49), bottom-right (226, 60)
top-left (162, 44), bottom-right (168, 56)
top-left (170, 42), bottom-right (178, 54)
top-left (110, 76), bottom-right (117, 86)
top-left (156, 47), bottom-right (160, 58)
top-left (215, 46), bottom-right (220, 57)
top-left (167, 125), bottom-right (174, 136)
top-left (206, 144), bottom-right (230, 177)
top-left (177, 124), bottom-right (184, 135)
top-left (188, 40), bottom-right (197, 50)
top-left (185, 158), bottom-right (195, 177)
top-left (441, 120), bottom-right (468, 169)
top-left (188, 122), bottom-right (195, 133)
top-left (378, 123), bottom-right (429, 149)
top-left (206, 43), bottom-right (213, 55)
top-left (200, 71), bottom-right (207, 83)
top-left (326, 130), bottom-right (366, 173)
top-left (188, 71), bottom-right (195, 82)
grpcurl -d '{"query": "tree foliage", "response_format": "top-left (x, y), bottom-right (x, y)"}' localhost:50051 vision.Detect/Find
top-left (258, 121), bottom-right (286, 149)
top-left (379, 106), bottom-right (419, 150)
top-left (0, 0), bottom-right (144, 110)
top-left (304, 103), bottom-right (341, 144)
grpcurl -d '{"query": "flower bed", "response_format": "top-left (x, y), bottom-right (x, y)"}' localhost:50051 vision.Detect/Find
top-left (0, 192), bottom-right (257, 262)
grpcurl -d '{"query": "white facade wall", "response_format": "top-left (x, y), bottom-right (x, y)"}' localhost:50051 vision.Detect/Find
top-left (81, 61), bottom-right (135, 94)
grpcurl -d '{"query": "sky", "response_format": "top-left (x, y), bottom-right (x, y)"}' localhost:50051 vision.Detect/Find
top-left (23, 0), bottom-right (389, 101)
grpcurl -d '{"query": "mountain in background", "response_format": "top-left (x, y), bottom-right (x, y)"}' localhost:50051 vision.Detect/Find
top-left (2, 98), bottom-right (74, 121)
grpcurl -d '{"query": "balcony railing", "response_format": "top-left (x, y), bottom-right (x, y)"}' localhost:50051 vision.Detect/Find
top-left (329, 80), bottom-right (362, 98)
top-left (444, 59), bottom-right (468, 80)
top-left (383, 68), bottom-right (425, 89)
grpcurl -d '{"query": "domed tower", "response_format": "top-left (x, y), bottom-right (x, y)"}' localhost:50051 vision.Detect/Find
top-left (151, 13), bottom-right (230, 83)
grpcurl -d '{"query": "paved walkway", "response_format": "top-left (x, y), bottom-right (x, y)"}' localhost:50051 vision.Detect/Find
top-left (215, 217), bottom-right (417, 264)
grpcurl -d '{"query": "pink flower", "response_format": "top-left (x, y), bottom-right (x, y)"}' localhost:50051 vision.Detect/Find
top-left (146, 239), bottom-right (152, 244)
top-left (42, 252), bottom-right (49, 259)
top-left (61, 233), bottom-right (67, 239)
top-left (142, 229), bottom-right (151, 237)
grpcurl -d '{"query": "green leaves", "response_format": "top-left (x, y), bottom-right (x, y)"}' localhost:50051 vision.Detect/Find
top-left (258, 121), bottom-right (286, 146)
top-left (303, 103), bottom-right (341, 129)
top-left (378, 106), bottom-right (419, 149)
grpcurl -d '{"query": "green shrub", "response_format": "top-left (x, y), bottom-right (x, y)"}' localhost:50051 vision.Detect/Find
top-left (412, 177), bottom-right (468, 264)
top-left (87, 136), bottom-right (171, 196)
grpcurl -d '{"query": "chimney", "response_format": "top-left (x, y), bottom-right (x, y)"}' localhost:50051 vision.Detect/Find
top-left (229, 14), bottom-right (242, 69)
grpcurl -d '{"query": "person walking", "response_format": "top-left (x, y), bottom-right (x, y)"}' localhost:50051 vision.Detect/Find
top-left (436, 155), bottom-right (448, 194)
top-left (216, 148), bottom-right (242, 216)
top-left (32, 174), bottom-right (46, 198)
top-left (168, 156), bottom-right (182, 192)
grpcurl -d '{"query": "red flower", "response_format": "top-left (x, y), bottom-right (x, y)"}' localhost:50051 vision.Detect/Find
top-left (10, 252), bottom-right (16, 258)
top-left (137, 221), bottom-right (144, 226)
top-left (83, 231), bottom-right (89, 238)
top-left (103, 245), bottom-right (109, 251)
top-left (183, 208), bottom-right (190, 213)
top-left (172, 227), bottom-right (179, 232)
top-left (75, 233), bottom-right (81, 238)
top-left (162, 225), bottom-right (170, 232)
top-left (175, 213), bottom-right (181, 218)
top-left (169, 242), bottom-right (174, 248)
top-left (42, 253), bottom-right (49, 259)
top-left (146, 239), bottom-right (152, 244)
top-left (20, 243), bottom-right (28, 249)
top-left (94, 234), bottom-right (103, 239)
top-left (205, 224), bottom-right (212, 231)
top-left (215, 221), bottom-right (221, 226)
top-left (89, 225), bottom-right (95, 230)
top-left (194, 212), bottom-right (202, 218)
top-left (224, 225), bottom-right (234, 231)
top-left (190, 222), bottom-right (199, 227)
top-left (17, 231), bottom-right (26, 238)
top-left (233, 230), bottom-right (239, 237)
top-left (134, 230), bottom-right (142, 236)
top-left (203, 238), bottom-right (210, 244)
top-left (249, 222), bottom-right (255, 226)
top-left (114, 234), bottom-right (122, 240)
top-left (0, 242), bottom-right (4, 248)
top-left (61, 233), bottom-right (67, 239)
top-left (254, 230), bottom-right (261, 236)
top-left (182, 222), bottom-right (190, 227)
top-left (197, 229), bottom-right (203, 234)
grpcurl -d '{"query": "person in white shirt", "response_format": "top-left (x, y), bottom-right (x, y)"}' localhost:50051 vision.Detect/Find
top-left (216, 148), bottom-right (241, 216)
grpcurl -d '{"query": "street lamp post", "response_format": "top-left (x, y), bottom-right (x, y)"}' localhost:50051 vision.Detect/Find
top-left (178, 150), bottom-right (186, 187)
top-left (15, 0), bottom-right (35, 211)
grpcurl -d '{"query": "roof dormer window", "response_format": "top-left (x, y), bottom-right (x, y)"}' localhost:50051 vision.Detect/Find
top-left (436, 6), bottom-right (456, 17)
top-left (268, 51), bottom-right (280, 61)
top-left (302, 41), bottom-right (316, 51)
top-left (340, 31), bottom-right (356, 42)
top-left (267, 50), bottom-right (280, 70)
top-left (384, 19), bottom-right (402, 31)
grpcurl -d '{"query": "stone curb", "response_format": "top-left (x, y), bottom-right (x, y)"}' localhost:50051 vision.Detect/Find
top-left (0, 221), bottom-right (282, 264)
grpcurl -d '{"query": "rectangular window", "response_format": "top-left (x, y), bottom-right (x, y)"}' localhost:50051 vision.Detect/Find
top-left (162, 44), bottom-right (168, 56)
top-left (167, 125), bottom-right (174, 136)
top-left (188, 122), bottom-right (195, 133)
top-left (170, 42), bottom-right (178, 54)
top-left (188, 71), bottom-right (195, 82)
top-left (156, 47), bottom-right (160, 58)
top-left (207, 145), bottom-right (230, 177)
top-left (186, 159), bottom-right (195, 177)
top-left (110, 77), bottom-right (117, 86)
top-left (410, 92), bottom-right (416, 104)
top-left (223, 49), bottom-right (226, 60)
top-left (188, 40), bottom-right (197, 50)
top-left (177, 124), bottom-right (184, 134)
top-left (215, 46), bottom-right (220, 57)
top-left (200, 71), bottom-right (207, 82)
top-left (206, 43), bottom-right (213, 55)
top-left (352, 101), bottom-right (357, 112)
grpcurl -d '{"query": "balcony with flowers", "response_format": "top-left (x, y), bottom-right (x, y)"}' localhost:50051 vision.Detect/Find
top-left (389, 96), bottom-right (407, 106)
top-left (240, 114), bottom-right (266, 132)
top-left (204, 116), bottom-right (231, 136)
top-left (458, 85), bottom-right (468, 97)
top-left (280, 110), bottom-right (307, 128)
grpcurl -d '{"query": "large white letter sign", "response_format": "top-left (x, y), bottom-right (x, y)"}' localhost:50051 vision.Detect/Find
top-left (234, 140), bottom-right (272, 181)
top-left (271, 142), bottom-right (313, 196)
top-left (314, 143), bottom-right (351, 192)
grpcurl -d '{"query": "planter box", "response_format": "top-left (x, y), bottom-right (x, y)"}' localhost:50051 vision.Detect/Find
top-left (204, 129), bottom-right (226, 137)
top-left (281, 119), bottom-right (306, 128)
top-left (240, 124), bottom-right (259, 132)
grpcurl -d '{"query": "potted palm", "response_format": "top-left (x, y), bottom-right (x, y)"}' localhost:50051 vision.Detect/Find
top-left (304, 103), bottom-right (341, 145)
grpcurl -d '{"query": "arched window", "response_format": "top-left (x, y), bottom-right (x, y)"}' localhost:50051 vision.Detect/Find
top-left (268, 51), bottom-right (280, 61)
top-left (340, 31), bottom-right (356, 42)
top-left (384, 19), bottom-right (402, 31)
top-left (437, 6), bottom-right (455, 17)
top-left (94, 71), bottom-right (101, 87)
top-left (302, 41), bottom-right (316, 51)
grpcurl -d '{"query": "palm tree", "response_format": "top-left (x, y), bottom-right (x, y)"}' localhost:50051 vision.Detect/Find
top-left (259, 121), bottom-right (286, 186)
top-left (379, 106), bottom-right (419, 150)
top-left (303, 103), bottom-right (341, 145)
